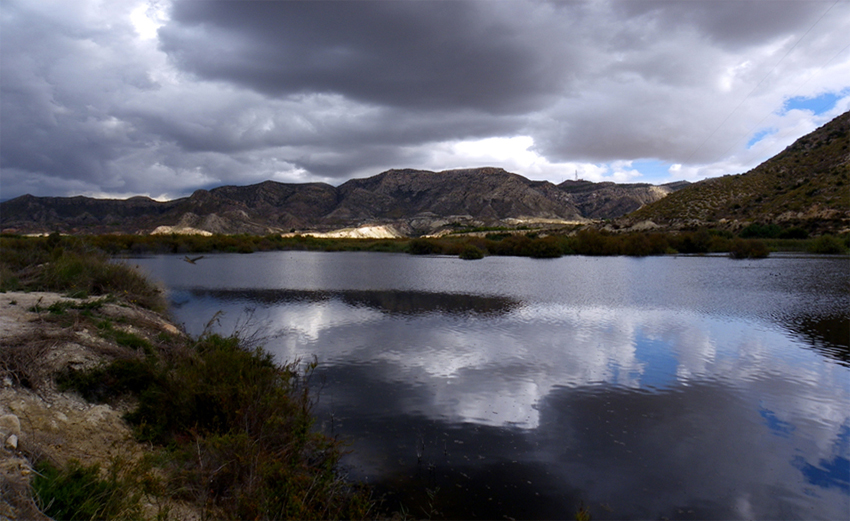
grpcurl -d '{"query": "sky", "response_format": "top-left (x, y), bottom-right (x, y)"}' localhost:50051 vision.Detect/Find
top-left (1, 0), bottom-right (849, 201)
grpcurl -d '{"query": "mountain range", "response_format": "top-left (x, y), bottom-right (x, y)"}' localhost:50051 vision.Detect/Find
top-left (2, 112), bottom-right (847, 237)
top-left (0, 167), bottom-right (686, 236)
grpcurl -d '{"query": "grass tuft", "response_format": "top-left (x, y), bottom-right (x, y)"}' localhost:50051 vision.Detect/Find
top-left (32, 458), bottom-right (145, 521)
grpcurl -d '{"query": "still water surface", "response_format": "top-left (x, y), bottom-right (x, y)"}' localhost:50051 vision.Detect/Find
top-left (132, 252), bottom-right (850, 520)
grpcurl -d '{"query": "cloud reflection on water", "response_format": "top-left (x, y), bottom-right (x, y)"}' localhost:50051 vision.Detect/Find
top-left (147, 252), bottom-right (850, 519)
top-left (174, 288), bottom-right (848, 438)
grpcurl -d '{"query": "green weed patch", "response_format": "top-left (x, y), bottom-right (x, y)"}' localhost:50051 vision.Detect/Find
top-left (32, 459), bottom-right (145, 521)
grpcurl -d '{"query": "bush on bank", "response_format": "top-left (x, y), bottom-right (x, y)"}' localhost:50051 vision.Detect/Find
top-left (59, 333), bottom-right (374, 520)
top-left (0, 233), bottom-right (165, 310)
top-left (729, 238), bottom-right (771, 259)
top-left (808, 234), bottom-right (848, 254)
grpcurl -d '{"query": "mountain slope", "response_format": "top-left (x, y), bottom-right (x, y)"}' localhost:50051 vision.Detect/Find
top-left (0, 194), bottom-right (178, 233)
top-left (559, 180), bottom-right (688, 219)
top-left (625, 111), bottom-right (850, 231)
top-left (332, 168), bottom-right (583, 223)
top-left (173, 181), bottom-right (340, 232)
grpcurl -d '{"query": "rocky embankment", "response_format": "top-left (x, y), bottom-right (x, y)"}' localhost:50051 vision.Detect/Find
top-left (0, 292), bottom-right (197, 520)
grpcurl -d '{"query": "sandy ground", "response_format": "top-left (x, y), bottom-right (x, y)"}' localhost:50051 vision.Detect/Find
top-left (0, 292), bottom-right (197, 520)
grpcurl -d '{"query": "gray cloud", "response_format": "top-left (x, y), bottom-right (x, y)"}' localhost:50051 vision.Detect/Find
top-left (160, 0), bottom-right (571, 114)
top-left (613, 0), bottom-right (827, 48)
top-left (1, 0), bottom-right (848, 199)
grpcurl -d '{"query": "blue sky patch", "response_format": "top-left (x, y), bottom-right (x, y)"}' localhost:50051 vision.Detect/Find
top-left (758, 406), bottom-right (795, 438)
top-left (782, 89), bottom-right (849, 116)
top-left (792, 425), bottom-right (850, 494)
top-left (747, 128), bottom-right (777, 149)
top-left (631, 159), bottom-right (675, 184)
top-left (793, 455), bottom-right (850, 494)
top-left (633, 333), bottom-right (680, 390)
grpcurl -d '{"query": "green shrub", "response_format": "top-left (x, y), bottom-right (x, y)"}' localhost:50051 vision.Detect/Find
top-left (62, 333), bottom-right (374, 519)
top-left (808, 234), bottom-right (847, 254)
top-left (779, 227), bottom-right (809, 239)
top-left (490, 234), bottom-right (533, 255)
top-left (57, 358), bottom-right (159, 403)
top-left (149, 335), bottom-right (371, 519)
top-left (94, 320), bottom-right (153, 353)
top-left (574, 229), bottom-right (620, 255)
top-left (709, 228), bottom-right (734, 239)
top-left (459, 244), bottom-right (485, 260)
top-left (729, 238), bottom-right (770, 259)
top-left (621, 233), bottom-right (670, 256)
top-left (0, 262), bottom-right (20, 292)
top-left (0, 237), bottom-right (165, 310)
top-left (38, 252), bottom-right (164, 309)
top-left (740, 223), bottom-right (782, 239)
top-left (527, 237), bottom-right (564, 258)
top-left (673, 229), bottom-right (713, 254)
top-left (408, 238), bottom-right (440, 255)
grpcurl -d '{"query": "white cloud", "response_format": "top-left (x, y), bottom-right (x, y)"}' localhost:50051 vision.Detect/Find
top-left (130, 1), bottom-right (168, 40)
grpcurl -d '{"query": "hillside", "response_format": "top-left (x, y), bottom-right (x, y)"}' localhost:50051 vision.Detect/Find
top-left (330, 168), bottom-right (583, 224)
top-left (559, 179), bottom-right (688, 219)
top-left (1, 168), bottom-right (682, 236)
top-left (624, 111), bottom-right (850, 233)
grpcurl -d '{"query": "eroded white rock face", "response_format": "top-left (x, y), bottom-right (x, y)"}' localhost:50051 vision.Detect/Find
top-left (151, 225), bottom-right (213, 236)
top-left (302, 225), bottom-right (404, 239)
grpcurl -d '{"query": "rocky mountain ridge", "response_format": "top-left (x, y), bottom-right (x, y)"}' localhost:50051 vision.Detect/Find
top-left (1, 168), bottom-right (686, 236)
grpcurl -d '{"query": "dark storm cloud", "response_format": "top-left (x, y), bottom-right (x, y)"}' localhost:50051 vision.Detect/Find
top-left (0, 0), bottom-right (156, 194)
top-left (159, 0), bottom-right (571, 113)
top-left (1, 0), bottom-right (848, 199)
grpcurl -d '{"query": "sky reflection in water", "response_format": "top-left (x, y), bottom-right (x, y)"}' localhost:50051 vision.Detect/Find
top-left (133, 252), bottom-right (850, 520)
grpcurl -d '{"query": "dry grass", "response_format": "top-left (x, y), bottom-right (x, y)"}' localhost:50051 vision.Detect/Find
top-left (0, 335), bottom-right (56, 391)
top-left (0, 470), bottom-right (50, 521)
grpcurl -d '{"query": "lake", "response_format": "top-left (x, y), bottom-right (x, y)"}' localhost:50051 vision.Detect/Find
top-left (130, 251), bottom-right (850, 520)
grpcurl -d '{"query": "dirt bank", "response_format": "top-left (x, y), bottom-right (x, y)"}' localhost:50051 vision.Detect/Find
top-left (0, 291), bottom-right (196, 520)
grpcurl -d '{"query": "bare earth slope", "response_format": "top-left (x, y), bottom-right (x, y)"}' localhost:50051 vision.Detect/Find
top-left (0, 292), bottom-right (198, 520)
